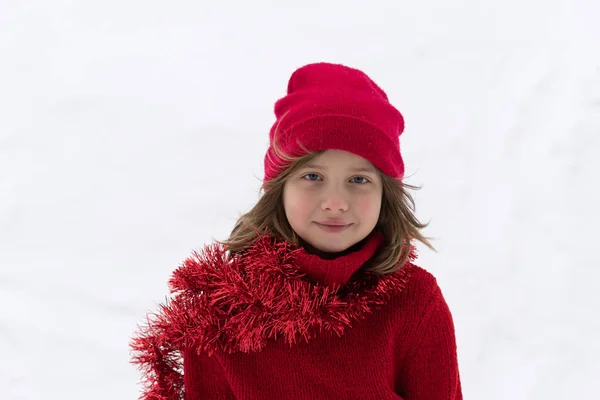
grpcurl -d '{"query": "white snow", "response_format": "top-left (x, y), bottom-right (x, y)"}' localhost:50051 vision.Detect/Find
top-left (1, 1), bottom-right (599, 399)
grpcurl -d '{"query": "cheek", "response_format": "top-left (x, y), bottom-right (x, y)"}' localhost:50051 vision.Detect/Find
top-left (354, 192), bottom-right (382, 220)
top-left (284, 186), bottom-right (315, 220)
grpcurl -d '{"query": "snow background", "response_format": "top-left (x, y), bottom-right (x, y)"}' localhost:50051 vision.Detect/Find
top-left (1, 1), bottom-right (599, 399)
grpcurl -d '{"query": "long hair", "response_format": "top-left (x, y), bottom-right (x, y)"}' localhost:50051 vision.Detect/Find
top-left (223, 130), bottom-right (433, 275)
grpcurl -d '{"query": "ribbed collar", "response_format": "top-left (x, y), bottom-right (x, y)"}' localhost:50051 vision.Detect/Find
top-left (293, 231), bottom-right (384, 289)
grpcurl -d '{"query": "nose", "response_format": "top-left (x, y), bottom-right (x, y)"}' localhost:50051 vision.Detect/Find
top-left (320, 187), bottom-right (349, 212)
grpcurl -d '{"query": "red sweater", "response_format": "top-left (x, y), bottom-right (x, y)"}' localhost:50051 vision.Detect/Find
top-left (131, 233), bottom-right (462, 399)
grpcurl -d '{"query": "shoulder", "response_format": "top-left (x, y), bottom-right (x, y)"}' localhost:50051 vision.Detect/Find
top-left (405, 265), bottom-right (439, 289)
top-left (385, 264), bottom-right (452, 321)
top-left (398, 265), bottom-right (441, 302)
top-left (384, 265), bottom-right (457, 345)
top-left (167, 241), bottom-right (231, 294)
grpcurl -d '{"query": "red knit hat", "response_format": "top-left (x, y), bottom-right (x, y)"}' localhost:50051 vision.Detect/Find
top-left (263, 62), bottom-right (405, 182)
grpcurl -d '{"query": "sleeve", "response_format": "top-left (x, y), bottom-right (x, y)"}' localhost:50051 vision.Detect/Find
top-left (396, 283), bottom-right (463, 400)
top-left (130, 292), bottom-right (234, 399)
top-left (183, 346), bottom-right (234, 400)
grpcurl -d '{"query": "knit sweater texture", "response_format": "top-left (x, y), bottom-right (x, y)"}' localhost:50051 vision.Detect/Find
top-left (131, 233), bottom-right (462, 399)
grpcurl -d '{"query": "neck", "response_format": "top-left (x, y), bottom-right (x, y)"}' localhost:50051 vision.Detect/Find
top-left (298, 236), bottom-right (369, 260)
top-left (293, 231), bottom-right (384, 289)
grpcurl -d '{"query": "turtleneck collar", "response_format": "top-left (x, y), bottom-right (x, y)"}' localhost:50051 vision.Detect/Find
top-left (293, 231), bottom-right (384, 289)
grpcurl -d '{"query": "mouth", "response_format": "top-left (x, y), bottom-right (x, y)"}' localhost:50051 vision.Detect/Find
top-left (314, 222), bottom-right (353, 233)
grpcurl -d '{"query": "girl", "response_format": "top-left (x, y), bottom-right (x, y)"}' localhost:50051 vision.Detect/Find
top-left (131, 62), bottom-right (462, 399)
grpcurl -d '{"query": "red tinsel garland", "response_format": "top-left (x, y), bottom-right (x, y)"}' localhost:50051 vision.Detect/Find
top-left (130, 236), bottom-right (417, 399)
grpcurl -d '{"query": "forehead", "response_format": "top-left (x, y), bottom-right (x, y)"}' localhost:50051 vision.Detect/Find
top-left (304, 150), bottom-right (377, 172)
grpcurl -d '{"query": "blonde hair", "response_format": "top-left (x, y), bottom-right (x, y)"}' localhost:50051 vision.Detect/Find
top-left (223, 129), bottom-right (433, 275)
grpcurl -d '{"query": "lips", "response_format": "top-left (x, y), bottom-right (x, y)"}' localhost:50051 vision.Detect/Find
top-left (316, 220), bottom-right (350, 226)
top-left (316, 222), bottom-right (350, 227)
top-left (314, 221), bottom-right (353, 233)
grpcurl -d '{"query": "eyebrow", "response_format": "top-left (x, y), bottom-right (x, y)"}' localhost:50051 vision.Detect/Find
top-left (303, 163), bottom-right (377, 173)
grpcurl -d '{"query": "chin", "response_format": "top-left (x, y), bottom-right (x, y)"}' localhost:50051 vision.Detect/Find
top-left (310, 235), bottom-right (357, 253)
top-left (315, 243), bottom-right (349, 253)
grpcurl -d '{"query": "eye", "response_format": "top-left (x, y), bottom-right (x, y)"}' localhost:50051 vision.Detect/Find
top-left (302, 173), bottom-right (321, 181)
top-left (350, 176), bottom-right (370, 184)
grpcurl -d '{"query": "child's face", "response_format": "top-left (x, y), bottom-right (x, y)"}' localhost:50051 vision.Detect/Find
top-left (283, 150), bottom-right (383, 253)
